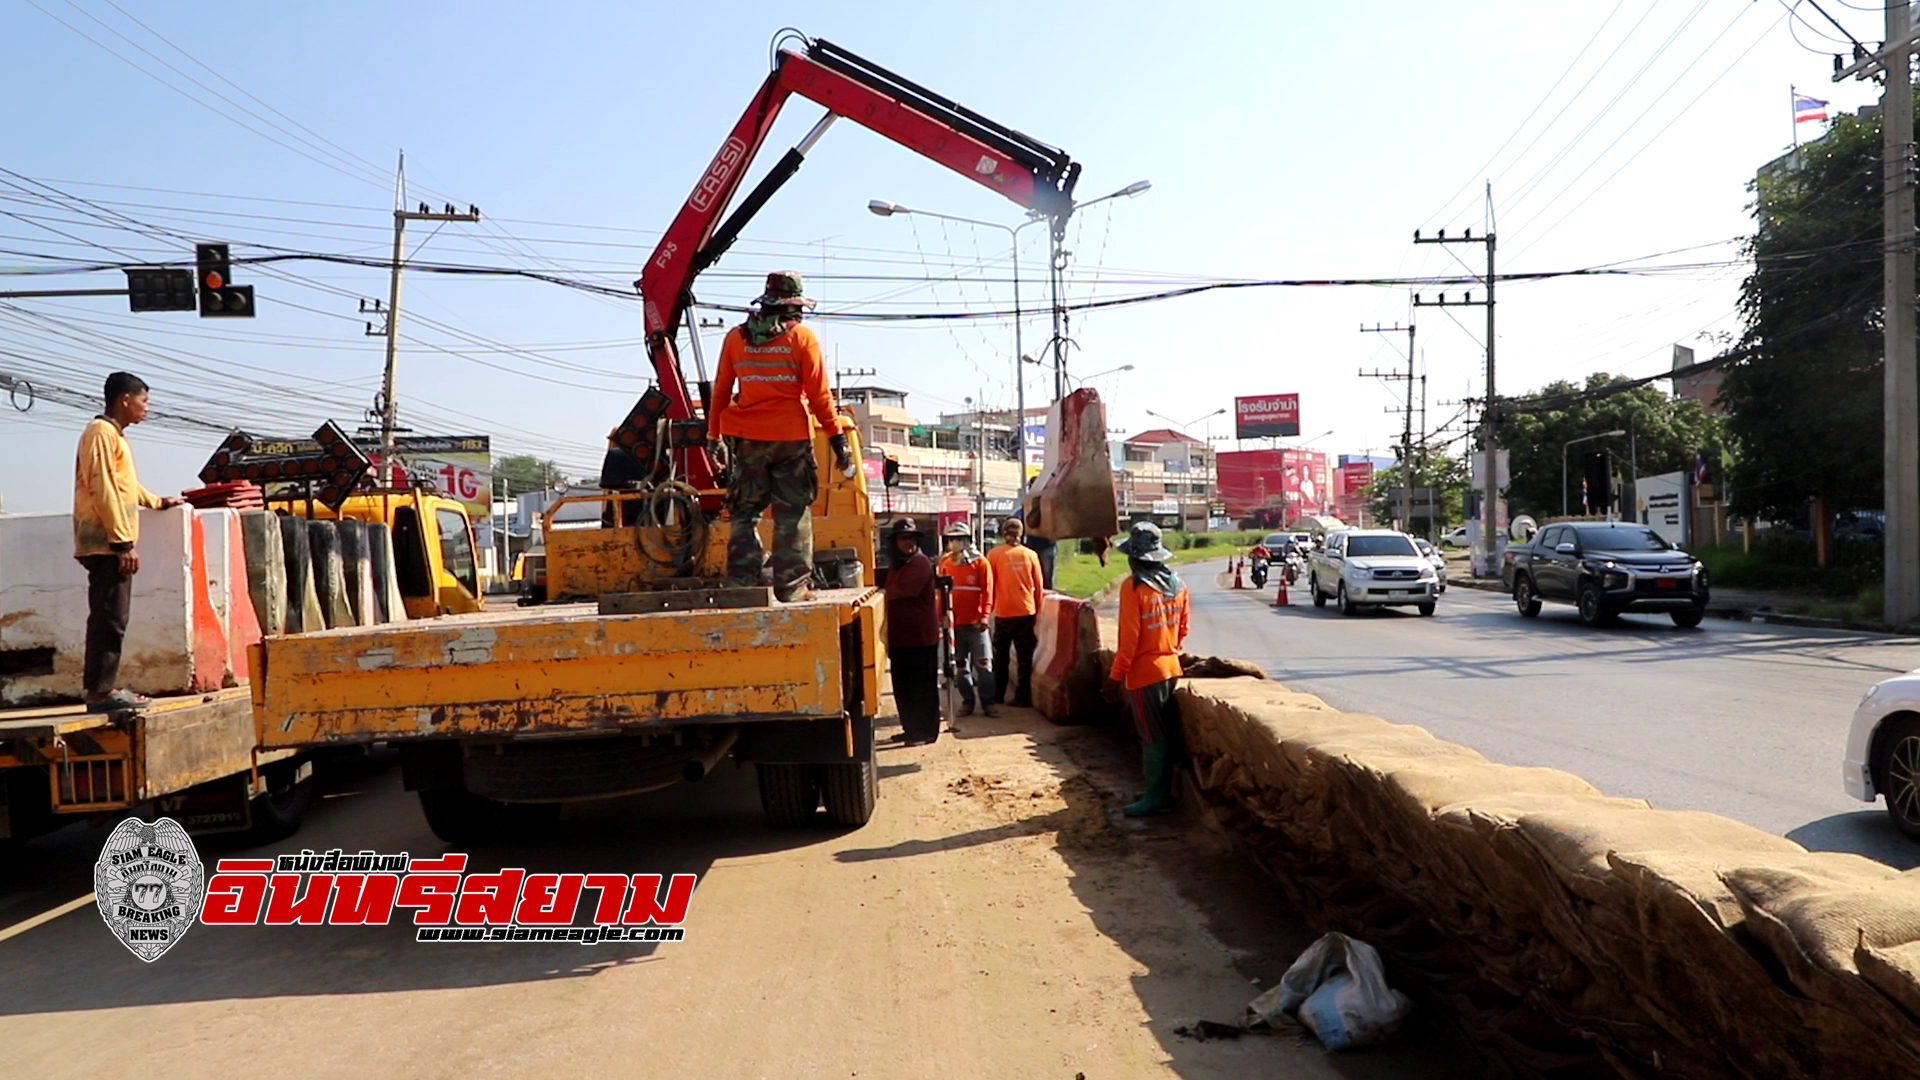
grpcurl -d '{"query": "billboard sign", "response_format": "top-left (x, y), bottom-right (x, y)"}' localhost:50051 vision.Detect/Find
top-left (360, 435), bottom-right (492, 517)
top-left (1234, 394), bottom-right (1300, 438)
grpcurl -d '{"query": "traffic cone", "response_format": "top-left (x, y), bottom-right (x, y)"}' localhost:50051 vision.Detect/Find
top-left (1232, 559), bottom-right (1244, 589)
top-left (1274, 580), bottom-right (1289, 607)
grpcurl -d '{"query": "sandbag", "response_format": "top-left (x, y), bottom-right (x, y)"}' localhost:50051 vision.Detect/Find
top-left (1249, 932), bottom-right (1412, 1050)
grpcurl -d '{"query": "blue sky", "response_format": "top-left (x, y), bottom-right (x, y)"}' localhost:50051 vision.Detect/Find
top-left (0, 0), bottom-right (1878, 512)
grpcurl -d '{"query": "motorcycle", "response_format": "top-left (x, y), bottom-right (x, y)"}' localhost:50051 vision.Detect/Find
top-left (1250, 554), bottom-right (1270, 588)
top-left (1282, 551), bottom-right (1304, 586)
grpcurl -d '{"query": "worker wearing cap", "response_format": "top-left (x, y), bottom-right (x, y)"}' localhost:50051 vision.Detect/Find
top-left (937, 521), bottom-right (997, 718)
top-left (73, 371), bottom-right (186, 714)
top-left (708, 271), bottom-right (855, 603)
top-left (985, 516), bottom-right (1043, 708)
top-left (1109, 521), bottom-right (1190, 816)
top-left (884, 518), bottom-right (941, 745)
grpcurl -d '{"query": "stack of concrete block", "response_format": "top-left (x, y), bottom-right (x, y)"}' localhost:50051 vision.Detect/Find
top-left (0, 507), bottom-right (256, 705)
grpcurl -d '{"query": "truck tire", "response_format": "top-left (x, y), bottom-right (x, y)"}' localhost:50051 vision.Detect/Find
top-left (418, 787), bottom-right (560, 844)
top-left (757, 763), bottom-right (820, 826)
top-left (821, 759), bottom-right (877, 827)
top-left (247, 762), bottom-right (315, 843)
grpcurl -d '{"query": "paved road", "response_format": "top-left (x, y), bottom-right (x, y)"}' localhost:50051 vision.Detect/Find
top-left (1183, 561), bottom-right (1920, 869)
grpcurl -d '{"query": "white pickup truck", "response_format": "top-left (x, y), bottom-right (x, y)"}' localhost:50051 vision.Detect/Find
top-left (1307, 528), bottom-right (1440, 616)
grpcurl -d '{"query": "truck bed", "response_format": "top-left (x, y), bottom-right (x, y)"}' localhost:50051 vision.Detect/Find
top-left (252, 586), bottom-right (884, 747)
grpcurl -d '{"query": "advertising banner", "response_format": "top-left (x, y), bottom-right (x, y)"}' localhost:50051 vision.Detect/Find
top-left (360, 435), bottom-right (492, 517)
top-left (1234, 393), bottom-right (1300, 439)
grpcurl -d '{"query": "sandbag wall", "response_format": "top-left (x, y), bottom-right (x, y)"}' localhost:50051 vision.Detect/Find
top-left (0, 508), bottom-right (406, 706)
top-left (1173, 678), bottom-right (1920, 1080)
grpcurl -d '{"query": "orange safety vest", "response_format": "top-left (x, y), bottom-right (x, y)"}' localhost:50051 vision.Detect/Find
top-left (937, 553), bottom-right (995, 626)
top-left (706, 322), bottom-right (843, 443)
top-left (1109, 579), bottom-right (1190, 690)
top-left (985, 542), bottom-right (1042, 617)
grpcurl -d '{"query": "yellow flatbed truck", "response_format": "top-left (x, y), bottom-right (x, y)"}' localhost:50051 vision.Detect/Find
top-left (0, 688), bottom-right (313, 846)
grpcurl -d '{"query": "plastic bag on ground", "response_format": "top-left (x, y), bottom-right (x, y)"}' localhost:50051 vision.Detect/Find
top-left (1247, 931), bottom-right (1413, 1051)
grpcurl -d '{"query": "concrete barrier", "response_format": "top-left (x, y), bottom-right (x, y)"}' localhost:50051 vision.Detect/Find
top-left (239, 511), bottom-right (287, 636)
top-left (185, 512), bottom-right (229, 692)
top-left (367, 523), bottom-right (403, 624)
top-left (1170, 678), bottom-right (1920, 1079)
top-left (1031, 592), bottom-right (1106, 725)
top-left (306, 519), bottom-right (352, 630)
top-left (0, 508), bottom-right (208, 703)
top-left (203, 510), bottom-right (261, 682)
top-left (278, 514), bottom-right (323, 634)
top-left (334, 518), bottom-right (376, 626)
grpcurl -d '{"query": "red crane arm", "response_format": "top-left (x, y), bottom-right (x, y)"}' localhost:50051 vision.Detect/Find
top-left (630, 35), bottom-right (1079, 488)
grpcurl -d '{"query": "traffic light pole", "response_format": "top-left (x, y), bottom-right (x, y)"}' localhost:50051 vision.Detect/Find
top-left (375, 201), bottom-right (481, 470)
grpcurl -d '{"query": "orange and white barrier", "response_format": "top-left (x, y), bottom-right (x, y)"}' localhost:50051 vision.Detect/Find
top-left (1031, 591), bottom-right (1106, 725)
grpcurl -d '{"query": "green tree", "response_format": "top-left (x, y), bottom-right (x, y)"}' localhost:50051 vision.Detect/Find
top-left (1361, 453), bottom-right (1470, 534)
top-left (1721, 105), bottom-right (1896, 522)
top-left (1497, 374), bottom-right (1725, 520)
top-left (494, 454), bottom-right (569, 496)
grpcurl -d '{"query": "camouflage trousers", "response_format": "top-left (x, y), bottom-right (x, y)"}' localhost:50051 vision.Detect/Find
top-left (725, 437), bottom-right (817, 601)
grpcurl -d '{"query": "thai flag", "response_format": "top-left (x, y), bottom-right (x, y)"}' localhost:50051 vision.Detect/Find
top-left (1694, 451), bottom-right (1710, 485)
top-left (1795, 93), bottom-right (1829, 124)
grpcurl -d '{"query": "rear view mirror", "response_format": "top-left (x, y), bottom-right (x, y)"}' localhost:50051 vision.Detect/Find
top-left (1555, 542), bottom-right (1577, 555)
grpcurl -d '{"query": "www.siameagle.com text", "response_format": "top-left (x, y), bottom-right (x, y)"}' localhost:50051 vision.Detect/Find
top-left (417, 925), bottom-right (686, 943)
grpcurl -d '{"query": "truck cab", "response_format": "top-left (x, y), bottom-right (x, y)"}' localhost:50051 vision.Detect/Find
top-left (269, 488), bottom-right (483, 618)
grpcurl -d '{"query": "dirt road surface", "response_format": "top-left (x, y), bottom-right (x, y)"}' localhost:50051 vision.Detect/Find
top-left (0, 704), bottom-right (1488, 1079)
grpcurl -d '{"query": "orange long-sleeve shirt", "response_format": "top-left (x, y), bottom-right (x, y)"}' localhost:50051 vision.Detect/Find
top-left (72, 416), bottom-right (163, 558)
top-left (1109, 579), bottom-right (1190, 690)
top-left (985, 541), bottom-right (1042, 618)
top-left (937, 553), bottom-right (995, 626)
top-left (706, 322), bottom-right (843, 443)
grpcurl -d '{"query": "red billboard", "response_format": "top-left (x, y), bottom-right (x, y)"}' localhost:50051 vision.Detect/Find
top-left (1336, 462), bottom-right (1374, 525)
top-left (1217, 449), bottom-right (1330, 519)
top-left (1234, 393), bottom-right (1300, 438)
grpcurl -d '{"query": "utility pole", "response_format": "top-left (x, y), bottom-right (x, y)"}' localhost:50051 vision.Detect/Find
top-left (833, 365), bottom-right (876, 399)
top-left (1360, 319), bottom-right (1416, 530)
top-left (1414, 218), bottom-right (1496, 575)
top-left (366, 154), bottom-right (481, 479)
top-left (1838, 4), bottom-right (1920, 622)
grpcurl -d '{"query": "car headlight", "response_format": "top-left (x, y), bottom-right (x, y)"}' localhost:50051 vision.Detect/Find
top-left (1602, 571), bottom-right (1629, 590)
top-left (1418, 568), bottom-right (1435, 580)
top-left (1351, 567), bottom-right (1372, 580)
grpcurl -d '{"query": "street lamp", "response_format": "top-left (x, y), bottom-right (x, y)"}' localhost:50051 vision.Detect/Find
top-left (1144, 407), bottom-right (1226, 436)
top-left (1563, 430), bottom-right (1627, 517)
top-left (869, 198), bottom-right (1051, 491)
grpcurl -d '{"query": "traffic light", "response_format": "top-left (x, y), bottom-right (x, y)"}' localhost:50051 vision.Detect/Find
top-left (125, 267), bottom-right (195, 312)
top-left (195, 242), bottom-right (254, 317)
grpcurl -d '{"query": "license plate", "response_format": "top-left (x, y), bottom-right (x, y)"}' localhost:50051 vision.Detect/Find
top-left (1656, 578), bottom-right (1678, 588)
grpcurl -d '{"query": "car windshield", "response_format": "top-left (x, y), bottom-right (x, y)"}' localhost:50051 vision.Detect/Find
top-left (1575, 527), bottom-right (1671, 552)
top-left (1348, 535), bottom-right (1418, 557)
top-left (1415, 539), bottom-right (1434, 555)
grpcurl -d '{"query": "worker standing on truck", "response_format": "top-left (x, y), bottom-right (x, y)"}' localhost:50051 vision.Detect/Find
top-left (986, 516), bottom-right (1043, 709)
top-left (707, 271), bottom-right (855, 603)
top-left (937, 521), bottom-right (997, 718)
top-left (884, 519), bottom-right (941, 745)
top-left (73, 372), bottom-right (185, 714)
top-left (1108, 521), bottom-right (1190, 816)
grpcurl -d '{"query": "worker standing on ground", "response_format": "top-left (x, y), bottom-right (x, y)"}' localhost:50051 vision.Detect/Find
top-left (937, 521), bottom-right (997, 718)
top-left (986, 516), bottom-right (1043, 708)
top-left (707, 270), bottom-right (855, 603)
top-left (73, 372), bottom-right (184, 714)
top-left (884, 519), bottom-right (941, 745)
top-left (1108, 521), bottom-right (1191, 816)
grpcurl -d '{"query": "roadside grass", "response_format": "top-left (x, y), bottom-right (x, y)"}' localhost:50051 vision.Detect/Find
top-left (1053, 544), bottom-right (1235, 599)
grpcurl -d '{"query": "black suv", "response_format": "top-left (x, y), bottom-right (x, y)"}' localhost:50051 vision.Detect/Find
top-left (1503, 522), bottom-right (1708, 627)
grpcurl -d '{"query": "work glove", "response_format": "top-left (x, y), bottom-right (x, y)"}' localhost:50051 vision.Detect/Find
top-left (828, 433), bottom-right (856, 478)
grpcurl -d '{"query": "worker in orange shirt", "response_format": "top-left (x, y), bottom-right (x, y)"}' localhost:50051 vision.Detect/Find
top-left (1108, 521), bottom-right (1190, 816)
top-left (707, 271), bottom-right (856, 602)
top-left (937, 522), bottom-right (997, 717)
top-left (985, 516), bottom-right (1043, 708)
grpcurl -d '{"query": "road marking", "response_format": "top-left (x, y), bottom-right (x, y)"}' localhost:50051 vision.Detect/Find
top-left (0, 892), bottom-right (95, 944)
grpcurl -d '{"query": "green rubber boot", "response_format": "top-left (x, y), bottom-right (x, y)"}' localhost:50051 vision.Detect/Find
top-left (1123, 742), bottom-right (1176, 817)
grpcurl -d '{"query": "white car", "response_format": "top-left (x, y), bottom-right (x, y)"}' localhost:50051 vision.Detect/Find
top-left (1844, 672), bottom-right (1920, 839)
top-left (1414, 537), bottom-right (1448, 594)
top-left (1440, 525), bottom-right (1471, 549)
top-left (1307, 528), bottom-right (1441, 616)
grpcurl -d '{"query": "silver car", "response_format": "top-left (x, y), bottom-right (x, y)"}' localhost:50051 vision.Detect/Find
top-left (1414, 537), bottom-right (1448, 594)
